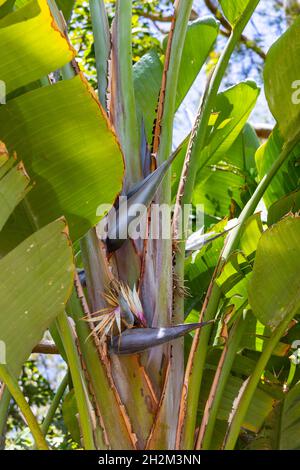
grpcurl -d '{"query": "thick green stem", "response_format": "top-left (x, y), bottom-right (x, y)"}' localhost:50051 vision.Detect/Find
top-left (180, 138), bottom-right (297, 449)
top-left (0, 365), bottom-right (49, 450)
top-left (41, 372), bottom-right (69, 437)
top-left (89, 0), bottom-right (110, 110)
top-left (56, 312), bottom-right (95, 450)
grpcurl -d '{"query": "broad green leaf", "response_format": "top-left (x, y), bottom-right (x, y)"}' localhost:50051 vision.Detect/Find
top-left (208, 349), bottom-right (283, 394)
top-left (248, 215), bottom-right (300, 330)
top-left (268, 189), bottom-right (300, 226)
top-left (240, 314), bottom-right (290, 357)
top-left (239, 212), bottom-right (264, 259)
top-left (173, 85), bottom-right (260, 210)
top-left (0, 218), bottom-right (74, 374)
top-left (200, 82), bottom-right (260, 169)
top-left (264, 16), bottom-right (300, 142)
top-left (278, 381), bottom-right (300, 449)
top-left (55, 0), bottom-right (75, 22)
top-left (185, 219), bottom-right (228, 316)
top-left (0, 159), bottom-right (31, 231)
top-left (215, 215), bottom-right (263, 313)
top-left (255, 128), bottom-right (300, 208)
top-left (0, 75), bottom-right (124, 244)
top-left (217, 251), bottom-right (251, 313)
top-left (172, 17), bottom-right (219, 110)
top-left (219, 0), bottom-right (251, 26)
top-left (134, 17), bottom-right (219, 139)
top-left (0, 0), bottom-right (15, 19)
top-left (13, 0), bottom-right (29, 7)
top-left (248, 381), bottom-right (300, 449)
top-left (0, 141), bottom-right (9, 168)
top-left (199, 369), bottom-right (274, 432)
top-left (192, 89), bottom-right (260, 218)
top-left (0, 0), bottom-right (75, 94)
top-left (217, 251), bottom-right (251, 295)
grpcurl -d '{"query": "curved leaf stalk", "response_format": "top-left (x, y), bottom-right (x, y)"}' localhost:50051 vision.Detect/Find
top-left (0, 365), bottom-right (49, 450)
top-left (40, 372), bottom-right (69, 437)
top-left (196, 309), bottom-right (248, 449)
top-left (172, 0), bottom-right (261, 335)
top-left (223, 305), bottom-right (299, 449)
top-left (89, 0), bottom-right (110, 110)
top-left (56, 312), bottom-right (95, 450)
top-left (177, 137), bottom-right (297, 449)
top-left (0, 386), bottom-right (11, 448)
top-left (222, 139), bottom-right (296, 258)
top-left (176, 277), bottom-right (222, 449)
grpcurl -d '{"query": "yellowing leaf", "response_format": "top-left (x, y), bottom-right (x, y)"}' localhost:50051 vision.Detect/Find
top-left (0, 0), bottom-right (75, 93)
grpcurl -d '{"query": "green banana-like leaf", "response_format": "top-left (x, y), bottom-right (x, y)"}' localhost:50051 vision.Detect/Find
top-left (248, 215), bottom-right (300, 330)
top-left (215, 214), bottom-right (262, 312)
top-left (0, 159), bottom-right (31, 232)
top-left (0, 218), bottom-right (74, 375)
top-left (216, 251), bottom-right (251, 296)
top-left (171, 82), bottom-right (259, 206)
top-left (0, 0), bottom-right (16, 19)
top-left (169, 17), bottom-right (219, 111)
top-left (199, 369), bottom-right (275, 433)
top-left (55, 0), bottom-right (75, 22)
top-left (240, 314), bottom-right (291, 357)
top-left (264, 16), bottom-right (300, 143)
top-left (268, 189), bottom-right (300, 226)
top-left (133, 17), bottom-right (219, 139)
top-left (239, 212), bottom-right (264, 259)
top-left (219, 0), bottom-right (252, 26)
top-left (248, 381), bottom-right (300, 449)
top-left (0, 142), bottom-right (32, 231)
top-left (0, 75), bottom-right (124, 245)
top-left (0, 0), bottom-right (75, 94)
top-left (255, 128), bottom-right (300, 208)
top-left (199, 81), bottom-right (260, 169)
top-left (192, 123), bottom-right (259, 218)
top-left (185, 219), bottom-right (229, 318)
